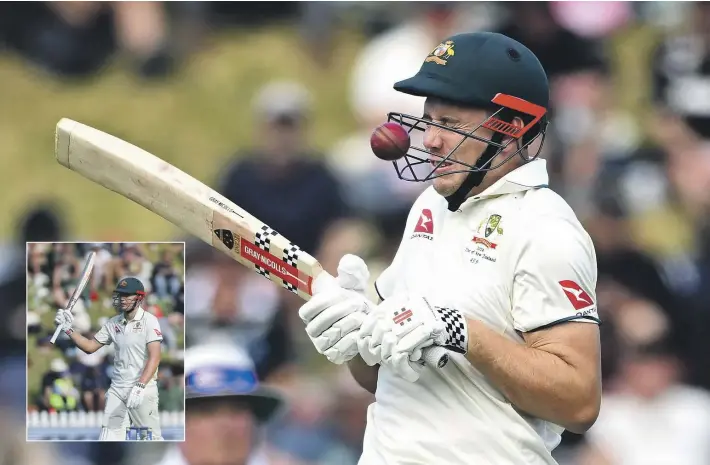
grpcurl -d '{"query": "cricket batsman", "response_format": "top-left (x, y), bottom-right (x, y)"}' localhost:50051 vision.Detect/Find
top-left (299, 32), bottom-right (602, 464)
top-left (54, 276), bottom-right (164, 440)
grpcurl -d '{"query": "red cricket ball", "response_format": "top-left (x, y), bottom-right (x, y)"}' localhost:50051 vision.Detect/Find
top-left (370, 122), bottom-right (411, 161)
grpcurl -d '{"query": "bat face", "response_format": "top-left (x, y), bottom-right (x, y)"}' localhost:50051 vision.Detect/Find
top-left (69, 251), bottom-right (96, 308)
top-left (55, 119), bottom-right (324, 301)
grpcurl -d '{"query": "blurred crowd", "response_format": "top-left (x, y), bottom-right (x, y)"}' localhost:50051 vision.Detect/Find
top-left (0, 1), bottom-right (709, 464)
top-left (26, 242), bottom-right (185, 416)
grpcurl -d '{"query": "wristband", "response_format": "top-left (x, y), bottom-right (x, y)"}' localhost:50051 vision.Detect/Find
top-left (64, 328), bottom-right (74, 336)
top-left (136, 382), bottom-right (146, 389)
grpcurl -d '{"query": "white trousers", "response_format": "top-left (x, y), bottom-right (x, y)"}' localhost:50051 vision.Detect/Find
top-left (98, 382), bottom-right (163, 440)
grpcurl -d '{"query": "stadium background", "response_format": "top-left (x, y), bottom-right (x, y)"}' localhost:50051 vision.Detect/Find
top-left (0, 1), bottom-right (708, 464)
top-left (26, 242), bottom-right (185, 441)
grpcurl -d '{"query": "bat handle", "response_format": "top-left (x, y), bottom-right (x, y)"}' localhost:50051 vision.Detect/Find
top-left (421, 346), bottom-right (449, 368)
top-left (50, 326), bottom-right (62, 345)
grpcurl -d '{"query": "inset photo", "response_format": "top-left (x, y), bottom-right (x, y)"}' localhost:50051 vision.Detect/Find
top-left (27, 242), bottom-right (185, 441)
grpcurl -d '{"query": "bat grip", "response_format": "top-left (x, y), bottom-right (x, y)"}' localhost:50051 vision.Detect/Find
top-left (421, 346), bottom-right (449, 368)
top-left (50, 326), bottom-right (62, 344)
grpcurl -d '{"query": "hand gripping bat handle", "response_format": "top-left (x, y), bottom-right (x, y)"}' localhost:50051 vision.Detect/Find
top-left (312, 271), bottom-right (450, 369)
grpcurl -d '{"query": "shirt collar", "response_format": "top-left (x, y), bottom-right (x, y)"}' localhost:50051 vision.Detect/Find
top-left (463, 159), bottom-right (549, 204)
top-left (121, 306), bottom-right (145, 325)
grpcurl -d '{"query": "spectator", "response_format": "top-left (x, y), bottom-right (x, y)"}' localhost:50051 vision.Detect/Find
top-left (651, 2), bottom-right (710, 143)
top-left (80, 366), bottom-right (109, 412)
top-left (578, 339), bottom-right (710, 465)
top-left (150, 247), bottom-right (182, 300)
top-left (69, 342), bottom-right (110, 412)
top-left (111, 245), bottom-right (154, 291)
top-left (84, 243), bottom-right (116, 294)
top-left (39, 358), bottom-right (80, 412)
top-left (157, 363), bottom-right (184, 413)
top-left (154, 342), bottom-right (285, 465)
top-left (218, 80), bottom-right (350, 263)
top-left (267, 368), bottom-right (373, 464)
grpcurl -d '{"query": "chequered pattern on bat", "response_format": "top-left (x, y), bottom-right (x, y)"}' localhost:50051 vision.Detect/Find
top-left (254, 225), bottom-right (279, 276)
top-left (282, 244), bottom-right (301, 293)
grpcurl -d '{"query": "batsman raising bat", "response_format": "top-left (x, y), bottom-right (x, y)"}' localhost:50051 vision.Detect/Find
top-left (54, 277), bottom-right (164, 440)
top-left (298, 32), bottom-right (602, 464)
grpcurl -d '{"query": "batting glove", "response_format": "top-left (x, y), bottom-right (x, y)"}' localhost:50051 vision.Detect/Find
top-left (358, 296), bottom-right (468, 382)
top-left (126, 383), bottom-right (145, 409)
top-left (298, 255), bottom-right (375, 365)
top-left (54, 308), bottom-right (74, 334)
top-left (357, 304), bottom-right (424, 382)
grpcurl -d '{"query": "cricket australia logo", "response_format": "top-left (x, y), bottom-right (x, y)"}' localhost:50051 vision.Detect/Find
top-left (425, 40), bottom-right (455, 66)
top-left (467, 213), bottom-right (504, 264)
top-left (484, 214), bottom-right (503, 238)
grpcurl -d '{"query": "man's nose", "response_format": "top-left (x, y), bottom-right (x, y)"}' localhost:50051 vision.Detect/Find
top-left (423, 125), bottom-right (443, 151)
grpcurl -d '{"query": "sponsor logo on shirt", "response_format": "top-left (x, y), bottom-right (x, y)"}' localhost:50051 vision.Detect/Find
top-left (411, 209), bottom-right (434, 240)
top-left (154, 329), bottom-right (162, 337)
top-left (114, 325), bottom-right (122, 333)
top-left (559, 280), bottom-right (595, 311)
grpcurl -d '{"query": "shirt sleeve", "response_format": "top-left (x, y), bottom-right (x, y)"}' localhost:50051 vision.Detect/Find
top-left (511, 215), bottom-right (600, 332)
top-left (146, 317), bottom-right (164, 344)
top-left (94, 323), bottom-right (113, 346)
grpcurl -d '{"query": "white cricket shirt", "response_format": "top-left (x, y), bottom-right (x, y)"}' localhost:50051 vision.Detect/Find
top-left (365, 159), bottom-right (599, 465)
top-left (94, 306), bottom-right (164, 389)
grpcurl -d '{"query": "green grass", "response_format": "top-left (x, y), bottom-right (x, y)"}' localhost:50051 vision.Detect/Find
top-left (1, 26), bottom-right (364, 241)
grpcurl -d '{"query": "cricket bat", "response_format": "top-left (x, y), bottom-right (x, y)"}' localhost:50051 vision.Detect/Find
top-left (54, 118), bottom-right (449, 368)
top-left (50, 250), bottom-right (97, 344)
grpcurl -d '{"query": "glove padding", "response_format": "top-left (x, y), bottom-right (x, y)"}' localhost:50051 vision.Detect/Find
top-left (358, 296), bottom-right (468, 382)
top-left (54, 308), bottom-right (74, 333)
top-left (298, 255), bottom-right (375, 365)
top-left (126, 384), bottom-right (145, 409)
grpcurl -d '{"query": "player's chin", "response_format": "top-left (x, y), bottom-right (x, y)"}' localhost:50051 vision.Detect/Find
top-left (432, 172), bottom-right (466, 197)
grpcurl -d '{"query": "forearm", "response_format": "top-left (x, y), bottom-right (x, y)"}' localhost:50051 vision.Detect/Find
top-left (69, 332), bottom-right (100, 354)
top-left (139, 355), bottom-right (160, 385)
top-left (464, 319), bottom-right (597, 431)
top-left (347, 355), bottom-right (379, 395)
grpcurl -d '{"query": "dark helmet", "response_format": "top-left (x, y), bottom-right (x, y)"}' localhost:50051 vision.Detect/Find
top-left (389, 32), bottom-right (550, 211)
top-left (112, 276), bottom-right (146, 312)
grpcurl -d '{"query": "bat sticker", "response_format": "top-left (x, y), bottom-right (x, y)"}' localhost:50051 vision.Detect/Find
top-left (213, 229), bottom-right (235, 249)
top-left (213, 228), bottom-right (312, 294)
top-left (208, 197), bottom-right (244, 218)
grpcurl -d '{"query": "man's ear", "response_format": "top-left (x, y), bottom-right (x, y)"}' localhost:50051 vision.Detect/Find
top-left (502, 117), bottom-right (525, 152)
